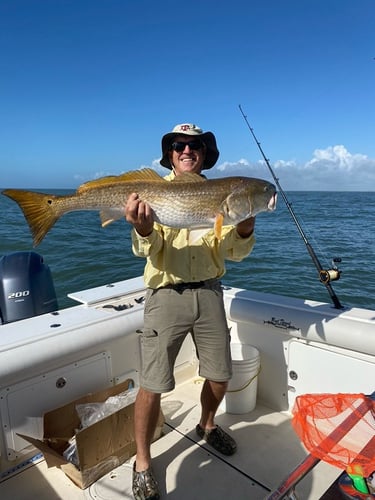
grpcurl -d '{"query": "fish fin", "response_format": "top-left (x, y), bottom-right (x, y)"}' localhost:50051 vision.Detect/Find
top-left (77, 169), bottom-right (165, 193)
top-left (214, 213), bottom-right (224, 239)
top-left (171, 173), bottom-right (207, 183)
top-left (100, 208), bottom-right (125, 227)
top-left (188, 228), bottom-right (210, 244)
top-left (2, 189), bottom-right (62, 246)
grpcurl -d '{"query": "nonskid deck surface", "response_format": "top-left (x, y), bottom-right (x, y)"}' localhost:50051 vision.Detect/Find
top-left (0, 378), bottom-right (340, 500)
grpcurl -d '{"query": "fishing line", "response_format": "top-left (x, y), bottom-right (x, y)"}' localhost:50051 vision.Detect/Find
top-left (285, 201), bottom-right (335, 271)
top-left (238, 105), bottom-right (343, 309)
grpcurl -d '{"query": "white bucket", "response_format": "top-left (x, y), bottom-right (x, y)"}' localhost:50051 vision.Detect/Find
top-left (221, 344), bottom-right (260, 414)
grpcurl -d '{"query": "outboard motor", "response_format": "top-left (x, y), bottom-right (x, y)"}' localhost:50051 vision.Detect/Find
top-left (0, 251), bottom-right (58, 324)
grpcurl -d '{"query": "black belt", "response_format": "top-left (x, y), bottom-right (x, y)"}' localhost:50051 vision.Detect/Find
top-left (158, 279), bottom-right (219, 293)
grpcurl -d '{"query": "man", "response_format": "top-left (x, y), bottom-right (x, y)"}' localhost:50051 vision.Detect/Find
top-left (125, 123), bottom-right (256, 499)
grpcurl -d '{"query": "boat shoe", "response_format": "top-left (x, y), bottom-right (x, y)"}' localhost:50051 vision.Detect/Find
top-left (196, 424), bottom-right (237, 455)
top-left (132, 462), bottom-right (160, 500)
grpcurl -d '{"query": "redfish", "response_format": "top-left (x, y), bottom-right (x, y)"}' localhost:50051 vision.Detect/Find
top-left (3, 169), bottom-right (277, 246)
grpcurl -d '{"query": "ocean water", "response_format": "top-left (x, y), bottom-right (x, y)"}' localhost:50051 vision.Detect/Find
top-left (1, 190), bottom-right (374, 311)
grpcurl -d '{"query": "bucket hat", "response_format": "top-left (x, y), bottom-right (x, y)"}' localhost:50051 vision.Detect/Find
top-left (160, 123), bottom-right (219, 170)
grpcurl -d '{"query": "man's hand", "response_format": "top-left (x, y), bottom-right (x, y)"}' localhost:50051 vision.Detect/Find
top-left (236, 216), bottom-right (255, 238)
top-left (125, 193), bottom-right (154, 237)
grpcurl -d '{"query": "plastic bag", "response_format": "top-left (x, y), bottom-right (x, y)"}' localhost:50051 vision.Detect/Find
top-left (76, 387), bottom-right (138, 429)
top-left (63, 436), bottom-right (79, 467)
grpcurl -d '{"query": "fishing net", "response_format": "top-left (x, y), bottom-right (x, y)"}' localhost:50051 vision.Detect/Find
top-left (292, 393), bottom-right (375, 477)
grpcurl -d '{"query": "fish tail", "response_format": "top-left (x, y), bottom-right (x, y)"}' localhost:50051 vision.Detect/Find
top-left (3, 189), bottom-right (64, 246)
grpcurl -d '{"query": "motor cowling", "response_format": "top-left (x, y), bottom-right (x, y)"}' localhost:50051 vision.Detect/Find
top-left (0, 251), bottom-right (58, 324)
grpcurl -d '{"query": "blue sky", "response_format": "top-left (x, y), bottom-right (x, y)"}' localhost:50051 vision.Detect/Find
top-left (1, 0), bottom-right (374, 190)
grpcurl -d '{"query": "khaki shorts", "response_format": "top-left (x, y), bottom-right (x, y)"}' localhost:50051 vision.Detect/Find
top-left (139, 280), bottom-right (232, 393)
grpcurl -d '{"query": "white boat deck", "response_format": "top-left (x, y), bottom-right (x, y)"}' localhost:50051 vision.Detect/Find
top-left (0, 377), bottom-right (340, 500)
top-left (2, 280), bottom-right (373, 499)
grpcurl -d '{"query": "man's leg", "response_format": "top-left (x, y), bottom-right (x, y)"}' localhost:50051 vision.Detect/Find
top-left (197, 379), bottom-right (237, 456)
top-left (134, 387), bottom-right (161, 471)
top-left (199, 379), bottom-right (227, 429)
top-left (132, 388), bottom-right (161, 499)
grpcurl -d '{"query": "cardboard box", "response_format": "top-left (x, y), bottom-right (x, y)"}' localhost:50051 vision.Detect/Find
top-left (19, 380), bottom-right (164, 489)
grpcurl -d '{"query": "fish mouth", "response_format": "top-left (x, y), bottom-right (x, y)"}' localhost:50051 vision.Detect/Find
top-left (268, 192), bottom-right (277, 211)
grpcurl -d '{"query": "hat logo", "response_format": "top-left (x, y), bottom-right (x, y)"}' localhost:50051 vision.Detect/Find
top-left (179, 124), bottom-right (192, 131)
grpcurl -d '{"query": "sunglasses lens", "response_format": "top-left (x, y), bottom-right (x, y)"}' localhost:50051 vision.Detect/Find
top-left (171, 140), bottom-right (203, 152)
top-left (171, 142), bottom-right (184, 152)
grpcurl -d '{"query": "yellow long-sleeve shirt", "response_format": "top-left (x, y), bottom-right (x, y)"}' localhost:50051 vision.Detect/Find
top-left (131, 219), bottom-right (255, 289)
top-left (131, 171), bottom-right (256, 288)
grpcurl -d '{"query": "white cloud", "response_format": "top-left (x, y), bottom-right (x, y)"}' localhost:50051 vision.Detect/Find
top-left (216, 158), bottom-right (267, 177)
top-left (209, 146), bottom-right (375, 191)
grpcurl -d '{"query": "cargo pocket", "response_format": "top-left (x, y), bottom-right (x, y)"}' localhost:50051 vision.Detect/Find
top-left (139, 327), bottom-right (160, 367)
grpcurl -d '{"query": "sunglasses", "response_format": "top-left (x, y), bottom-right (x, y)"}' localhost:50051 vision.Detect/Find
top-left (170, 140), bottom-right (204, 152)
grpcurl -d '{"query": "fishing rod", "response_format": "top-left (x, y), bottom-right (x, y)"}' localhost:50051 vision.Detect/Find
top-left (238, 104), bottom-right (343, 309)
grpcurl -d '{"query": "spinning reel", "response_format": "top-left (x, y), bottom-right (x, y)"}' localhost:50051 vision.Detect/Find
top-left (319, 257), bottom-right (342, 284)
